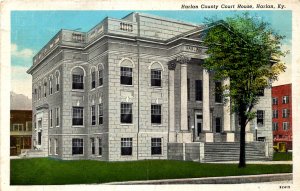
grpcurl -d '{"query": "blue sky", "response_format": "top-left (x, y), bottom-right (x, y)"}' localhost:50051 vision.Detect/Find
top-left (11, 10), bottom-right (292, 98)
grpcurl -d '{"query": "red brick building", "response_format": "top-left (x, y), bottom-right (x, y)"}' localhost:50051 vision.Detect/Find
top-left (10, 110), bottom-right (32, 156)
top-left (272, 84), bottom-right (292, 151)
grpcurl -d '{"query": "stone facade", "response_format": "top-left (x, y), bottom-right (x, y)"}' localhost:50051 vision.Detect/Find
top-left (27, 12), bottom-right (273, 161)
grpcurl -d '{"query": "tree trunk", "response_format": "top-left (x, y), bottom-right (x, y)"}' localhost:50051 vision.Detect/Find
top-left (238, 107), bottom-right (247, 168)
top-left (239, 121), bottom-right (246, 168)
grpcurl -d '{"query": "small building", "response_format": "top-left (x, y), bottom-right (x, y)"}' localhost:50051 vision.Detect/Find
top-left (26, 12), bottom-right (273, 161)
top-left (10, 110), bottom-right (32, 156)
top-left (272, 84), bottom-right (292, 151)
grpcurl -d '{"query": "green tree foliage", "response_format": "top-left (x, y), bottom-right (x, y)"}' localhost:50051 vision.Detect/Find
top-left (203, 13), bottom-right (287, 167)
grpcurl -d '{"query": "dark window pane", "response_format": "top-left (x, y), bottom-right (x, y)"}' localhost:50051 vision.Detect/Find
top-left (215, 82), bottom-right (222, 103)
top-left (72, 75), bottom-right (84, 89)
top-left (151, 70), bottom-right (161, 87)
top-left (216, 117), bottom-right (221, 133)
top-left (120, 67), bottom-right (132, 85)
top-left (195, 80), bottom-right (202, 101)
top-left (121, 103), bottom-right (132, 123)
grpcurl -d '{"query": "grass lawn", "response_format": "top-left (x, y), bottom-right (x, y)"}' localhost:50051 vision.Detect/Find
top-left (11, 158), bottom-right (292, 185)
top-left (273, 152), bottom-right (292, 161)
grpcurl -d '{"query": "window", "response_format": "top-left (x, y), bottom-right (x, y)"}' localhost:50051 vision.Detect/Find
top-left (120, 67), bottom-right (132, 85)
top-left (195, 80), bottom-right (203, 101)
top-left (98, 103), bottom-right (103, 125)
top-left (283, 122), bottom-right (289, 130)
top-left (121, 138), bottom-right (132, 155)
top-left (72, 74), bottom-right (84, 89)
top-left (49, 79), bottom-right (53, 95)
top-left (12, 124), bottom-right (24, 131)
top-left (91, 71), bottom-right (96, 89)
top-left (44, 82), bottom-right (47, 97)
top-left (73, 107), bottom-right (84, 126)
top-left (257, 110), bottom-right (264, 125)
top-left (282, 109), bottom-right (290, 118)
top-left (34, 88), bottom-right (37, 100)
top-left (38, 131), bottom-right (42, 145)
top-left (215, 82), bottom-right (222, 103)
top-left (55, 139), bottom-right (58, 155)
top-left (50, 109), bottom-right (53, 128)
top-left (72, 138), bottom-right (83, 155)
top-left (282, 96), bottom-right (289, 104)
top-left (26, 121), bottom-right (32, 131)
top-left (272, 122), bottom-right (278, 131)
top-left (151, 138), bottom-right (162, 155)
top-left (215, 117), bottom-right (221, 133)
top-left (91, 138), bottom-right (95, 155)
top-left (151, 104), bottom-right (161, 124)
top-left (187, 78), bottom-right (190, 101)
top-left (91, 105), bottom-right (96, 125)
top-left (272, 110), bottom-right (278, 119)
top-left (99, 69), bottom-right (103, 86)
top-left (38, 86), bottom-right (41, 100)
top-left (256, 88), bottom-right (264, 96)
top-left (121, 103), bottom-right (132, 123)
top-left (151, 69), bottom-right (161, 87)
top-left (98, 138), bottom-right (102, 156)
top-left (272, 97), bottom-right (278, 105)
top-left (55, 71), bottom-right (59, 92)
top-left (55, 107), bottom-right (59, 127)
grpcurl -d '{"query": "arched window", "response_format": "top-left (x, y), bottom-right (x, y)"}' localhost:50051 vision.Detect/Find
top-left (43, 78), bottom-right (47, 97)
top-left (98, 64), bottom-right (104, 87)
top-left (149, 61), bottom-right (164, 87)
top-left (49, 75), bottom-right (53, 95)
top-left (72, 67), bottom-right (85, 90)
top-left (55, 71), bottom-right (60, 92)
top-left (119, 58), bottom-right (134, 85)
top-left (90, 67), bottom-right (96, 89)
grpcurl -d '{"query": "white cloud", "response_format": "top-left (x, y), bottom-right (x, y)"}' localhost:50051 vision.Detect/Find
top-left (11, 43), bottom-right (34, 58)
top-left (11, 66), bottom-right (32, 98)
top-left (272, 43), bottom-right (292, 86)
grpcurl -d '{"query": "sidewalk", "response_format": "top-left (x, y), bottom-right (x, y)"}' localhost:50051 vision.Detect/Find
top-left (105, 173), bottom-right (292, 185)
top-left (207, 161), bottom-right (292, 164)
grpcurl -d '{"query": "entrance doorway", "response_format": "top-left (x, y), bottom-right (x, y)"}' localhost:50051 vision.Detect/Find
top-left (195, 113), bottom-right (203, 137)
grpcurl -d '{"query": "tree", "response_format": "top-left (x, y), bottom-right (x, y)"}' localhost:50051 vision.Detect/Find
top-left (202, 13), bottom-right (287, 168)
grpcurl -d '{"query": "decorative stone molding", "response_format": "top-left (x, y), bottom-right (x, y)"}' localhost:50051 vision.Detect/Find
top-left (167, 62), bottom-right (176, 70)
top-left (176, 55), bottom-right (191, 64)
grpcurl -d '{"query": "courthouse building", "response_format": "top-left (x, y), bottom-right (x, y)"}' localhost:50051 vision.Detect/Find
top-left (27, 12), bottom-right (272, 161)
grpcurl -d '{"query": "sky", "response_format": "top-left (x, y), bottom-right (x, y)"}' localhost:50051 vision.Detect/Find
top-left (11, 10), bottom-right (292, 98)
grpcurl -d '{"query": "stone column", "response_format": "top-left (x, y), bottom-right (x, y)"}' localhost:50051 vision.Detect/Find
top-left (168, 61), bottom-right (176, 142)
top-left (223, 78), bottom-right (234, 142)
top-left (176, 55), bottom-right (192, 143)
top-left (202, 69), bottom-right (213, 142)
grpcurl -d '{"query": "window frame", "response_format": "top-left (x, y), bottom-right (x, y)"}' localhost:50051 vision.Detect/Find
top-left (282, 109), bottom-right (290, 118)
top-left (98, 138), bottom-right (102, 156)
top-left (151, 69), bottom-right (162, 87)
top-left (195, 80), bottom-right (203, 101)
top-left (282, 122), bottom-right (290, 130)
top-left (72, 138), bottom-right (84, 155)
top-left (215, 81), bottom-right (222, 103)
top-left (55, 107), bottom-right (60, 127)
top-left (257, 110), bottom-right (264, 126)
top-left (121, 138), bottom-right (132, 156)
top-left (120, 67), bottom-right (133, 85)
top-left (120, 103), bottom-right (133, 124)
top-left (91, 105), bottom-right (96, 125)
top-left (272, 122), bottom-right (278, 131)
top-left (72, 74), bottom-right (84, 90)
top-left (151, 104), bottom-right (162, 124)
top-left (272, 97), bottom-right (278, 105)
top-left (151, 138), bottom-right (162, 155)
top-left (91, 71), bottom-right (96, 89)
top-left (98, 103), bottom-right (103, 125)
top-left (91, 138), bottom-right (95, 155)
top-left (215, 117), bottom-right (222, 133)
top-left (49, 109), bottom-right (53, 128)
top-left (72, 107), bottom-right (84, 126)
top-left (98, 69), bottom-right (103, 87)
top-left (272, 110), bottom-right (278, 119)
top-left (54, 138), bottom-right (58, 155)
top-left (282, 96), bottom-right (289, 104)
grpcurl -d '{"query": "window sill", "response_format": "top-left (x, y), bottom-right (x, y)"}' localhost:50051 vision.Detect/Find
top-left (72, 154), bottom-right (84, 156)
top-left (120, 123), bottom-right (134, 126)
top-left (121, 84), bottom-right (134, 87)
top-left (151, 124), bottom-right (162, 126)
top-left (56, 126), bottom-right (60, 128)
top-left (96, 155), bottom-right (102, 158)
top-left (215, 102), bottom-right (223, 105)
top-left (72, 126), bottom-right (84, 128)
top-left (97, 85), bottom-right (103, 89)
top-left (150, 86), bottom-right (162, 90)
top-left (72, 89), bottom-right (84, 93)
top-left (151, 154), bottom-right (164, 157)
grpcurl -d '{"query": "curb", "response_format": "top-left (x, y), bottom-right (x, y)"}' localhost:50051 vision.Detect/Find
top-left (104, 173), bottom-right (292, 184)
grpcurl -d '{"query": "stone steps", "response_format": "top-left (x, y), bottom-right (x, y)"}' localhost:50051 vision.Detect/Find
top-left (204, 142), bottom-right (267, 162)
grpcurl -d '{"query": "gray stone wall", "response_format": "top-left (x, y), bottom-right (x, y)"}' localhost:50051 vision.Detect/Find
top-left (167, 143), bottom-right (184, 160)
